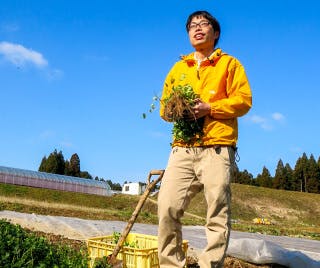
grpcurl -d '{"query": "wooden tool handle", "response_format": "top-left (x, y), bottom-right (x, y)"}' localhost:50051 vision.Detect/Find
top-left (109, 169), bottom-right (164, 264)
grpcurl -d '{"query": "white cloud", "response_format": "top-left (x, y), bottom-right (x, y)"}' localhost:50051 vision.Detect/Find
top-left (0, 41), bottom-right (48, 68)
top-left (247, 112), bottom-right (286, 131)
top-left (250, 115), bottom-right (266, 124)
top-left (272, 112), bottom-right (285, 121)
top-left (247, 115), bottom-right (273, 130)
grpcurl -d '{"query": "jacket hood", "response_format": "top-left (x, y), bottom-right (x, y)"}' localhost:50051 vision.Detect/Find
top-left (180, 48), bottom-right (225, 67)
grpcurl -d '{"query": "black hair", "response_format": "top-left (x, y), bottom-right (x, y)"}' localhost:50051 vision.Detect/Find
top-left (186, 10), bottom-right (221, 47)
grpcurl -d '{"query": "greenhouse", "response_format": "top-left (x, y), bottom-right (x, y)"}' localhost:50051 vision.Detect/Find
top-left (0, 165), bottom-right (112, 196)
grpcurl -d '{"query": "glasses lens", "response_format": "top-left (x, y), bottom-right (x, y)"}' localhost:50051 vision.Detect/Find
top-left (189, 21), bottom-right (210, 30)
top-left (200, 22), bottom-right (209, 27)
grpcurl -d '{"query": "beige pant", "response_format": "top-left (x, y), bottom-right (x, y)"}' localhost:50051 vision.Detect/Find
top-left (158, 146), bottom-right (235, 268)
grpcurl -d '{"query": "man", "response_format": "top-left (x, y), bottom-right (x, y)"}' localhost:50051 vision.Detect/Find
top-left (158, 10), bottom-right (252, 268)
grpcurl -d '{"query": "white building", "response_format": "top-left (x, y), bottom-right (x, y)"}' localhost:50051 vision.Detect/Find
top-left (122, 182), bottom-right (146, 195)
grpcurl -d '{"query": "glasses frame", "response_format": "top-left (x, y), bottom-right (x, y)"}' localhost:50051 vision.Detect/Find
top-left (188, 21), bottom-right (211, 31)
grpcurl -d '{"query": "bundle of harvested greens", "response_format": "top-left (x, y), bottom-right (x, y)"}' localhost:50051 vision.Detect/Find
top-left (143, 84), bottom-right (205, 144)
top-left (163, 84), bottom-right (204, 144)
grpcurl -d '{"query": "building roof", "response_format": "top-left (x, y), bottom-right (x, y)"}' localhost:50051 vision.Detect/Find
top-left (0, 165), bottom-right (110, 190)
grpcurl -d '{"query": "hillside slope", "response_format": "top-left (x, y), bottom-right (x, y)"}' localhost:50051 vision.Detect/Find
top-left (0, 182), bottom-right (319, 240)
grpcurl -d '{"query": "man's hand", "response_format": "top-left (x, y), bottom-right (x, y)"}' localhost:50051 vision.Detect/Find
top-left (192, 98), bottom-right (211, 119)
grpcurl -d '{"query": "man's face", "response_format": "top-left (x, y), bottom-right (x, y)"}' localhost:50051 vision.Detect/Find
top-left (188, 16), bottom-right (219, 51)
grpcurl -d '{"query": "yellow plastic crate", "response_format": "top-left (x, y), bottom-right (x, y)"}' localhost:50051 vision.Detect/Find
top-left (87, 233), bottom-right (188, 268)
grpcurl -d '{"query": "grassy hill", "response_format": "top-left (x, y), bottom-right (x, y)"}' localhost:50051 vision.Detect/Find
top-left (0, 182), bottom-right (319, 240)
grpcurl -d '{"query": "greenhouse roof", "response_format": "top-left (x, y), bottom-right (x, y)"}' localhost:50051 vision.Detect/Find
top-left (0, 165), bottom-right (110, 189)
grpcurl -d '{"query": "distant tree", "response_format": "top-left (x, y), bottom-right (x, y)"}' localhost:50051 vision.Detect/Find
top-left (307, 154), bottom-right (320, 193)
top-left (255, 166), bottom-right (273, 188)
top-left (317, 156), bottom-right (320, 193)
top-left (106, 179), bottom-right (122, 191)
top-left (112, 182), bottom-right (122, 191)
top-left (236, 169), bottom-right (253, 185)
top-left (283, 163), bottom-right (294, 190)
top-left (273, 159), bottom-right (286, 189)
top-left (56, 150), bottom-right (65, 174)
top-left (64, 160), bottom-right (70, 175)
top-left (38, 150), bottom-right (97, 180)
top-left (79, 171), bottom-right (92, 179)
top-left (42, 149), bottom-right (65, 175)
top-left (68, 153), bottom-right (80, 177)
top-left (294, 153), bottom-right (309, 192)
top-left (38, 156), bottom-right (47, 172)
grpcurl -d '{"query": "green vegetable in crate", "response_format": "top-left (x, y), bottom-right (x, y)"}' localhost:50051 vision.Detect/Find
top-left (111, 232), bottom-right (139, 248)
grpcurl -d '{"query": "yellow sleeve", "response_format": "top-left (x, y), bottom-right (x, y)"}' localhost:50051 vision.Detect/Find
top-left (210, 60), bottom-right (252, 119)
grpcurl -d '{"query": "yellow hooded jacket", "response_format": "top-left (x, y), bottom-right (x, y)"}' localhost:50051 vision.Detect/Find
top-left (160, 48), bottom-right (252, 147)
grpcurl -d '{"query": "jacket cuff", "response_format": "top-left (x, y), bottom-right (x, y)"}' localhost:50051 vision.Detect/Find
top-left (210, 104), bottom-right (217, 118)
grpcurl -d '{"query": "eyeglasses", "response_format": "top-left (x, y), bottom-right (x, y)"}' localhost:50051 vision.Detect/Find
top-left (188, 21), bottom-right (211, 31)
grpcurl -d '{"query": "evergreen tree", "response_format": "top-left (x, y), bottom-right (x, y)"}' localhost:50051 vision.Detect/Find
top-left (283, 163), bottom-right (294, 190)
top-left (64, 160), bottom-right (70, 175)
top-left (42, 149), bottom-right (65, 175)
top-left (307, 154), bottom-right (320, 193)
top-left (237, 169), bottom-right (253, 185)
top-left (273, 159), bottom-right (285, 189)
top-left (79, 171), bottom-right (92, 179)
top-left (112, 182), bottom-right (122, 191)
top-left (38, 156), bottom-right (47, 172)
top-left (69, 153), bottom-right (80, 177)
top-left (318, 156), bottom-right (320, 193)
top-left (105, 179), bottom-right (122, 191)
top-left (294, 153), bottom-right (309, 192)
top-left (255, 166), bottom-right (273, 188)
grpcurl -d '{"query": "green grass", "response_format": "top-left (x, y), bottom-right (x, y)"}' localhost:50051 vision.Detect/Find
top-left (1, 182), bottom-right (319, 240)
top-left (0, 219), bottom-right (88, 267)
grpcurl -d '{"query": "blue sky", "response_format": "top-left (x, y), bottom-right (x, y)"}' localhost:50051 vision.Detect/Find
top-left (1, 0), bottom-right (320, 184)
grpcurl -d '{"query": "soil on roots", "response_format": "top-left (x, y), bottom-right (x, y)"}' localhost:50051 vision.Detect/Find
top-left (163, 91), bottom-right (195, 121)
